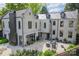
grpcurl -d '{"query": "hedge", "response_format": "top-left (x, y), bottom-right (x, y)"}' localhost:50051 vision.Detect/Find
top-left (0, 37), bottom-right (8, 44)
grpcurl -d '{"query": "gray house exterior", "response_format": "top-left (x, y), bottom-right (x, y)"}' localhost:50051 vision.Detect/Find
top-left (2, 9), bottom-right (78, 46)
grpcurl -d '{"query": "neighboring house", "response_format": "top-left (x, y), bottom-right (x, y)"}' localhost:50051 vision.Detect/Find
top-left (1, 9), bottom-right (78, 46)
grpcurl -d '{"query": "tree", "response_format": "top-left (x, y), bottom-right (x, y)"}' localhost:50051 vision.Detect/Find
top-left (40, 6), bottom-right (48, 14)
top-left (65, 3), bottom-right (79, 11)
top-left (0, 3), bottom-right (45, 16)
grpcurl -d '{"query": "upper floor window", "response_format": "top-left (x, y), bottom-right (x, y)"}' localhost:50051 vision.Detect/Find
top-left (29, 12), bottom-right (31, 15)
top-left (69, 21), bottom-right (74, 27)
top-left (53, 30), bottom-right (55, 35)
top-left (60, 30), bottom-right (63, 37)
top-left (35, 22), bottom-right (37, 29)
top-left (28, 21), bottom-right (32, 29)
top-left (53, 21), bottom-right (56, 25)
top-left (60, 21), bottom-right (64, 27)
top-left (68, 31), bottom-right (72, 38)
top-left (44, 22), bottom-right (46, 28)
top-left (18, 21), bottom-right (21, 29)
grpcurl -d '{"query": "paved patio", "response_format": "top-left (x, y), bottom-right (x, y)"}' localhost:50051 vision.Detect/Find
top-left (0, 40), bottom-right (70, 55)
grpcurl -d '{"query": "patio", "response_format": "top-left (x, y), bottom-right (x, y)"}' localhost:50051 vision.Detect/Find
top-left (0, 40), bottom-right (70, 55)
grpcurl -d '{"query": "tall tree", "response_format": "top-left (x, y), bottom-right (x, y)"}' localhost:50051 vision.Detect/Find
top-left (0, 3), bottom-right (45, 16)
top-left (65, 3), bottom-right (79, 11)
top-left (40, 6), bottom-right (48, 14)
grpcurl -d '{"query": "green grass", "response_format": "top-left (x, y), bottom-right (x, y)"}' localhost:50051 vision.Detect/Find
top-left (43, 50), bottom-right (56, 56)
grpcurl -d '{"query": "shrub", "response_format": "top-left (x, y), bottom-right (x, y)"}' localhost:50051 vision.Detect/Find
top-left (43, 50), bottom-right (56, 56)
top-left (0, 37), bottom-right (8, 44)
top-left (67, 44), bottom-right (76, 49)
top-left (38, 51), bottom-right (43, 56)
top-left (9, 41), bottom-right (17, 46)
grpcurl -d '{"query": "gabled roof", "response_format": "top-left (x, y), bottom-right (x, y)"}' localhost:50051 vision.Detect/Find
top-left (2, 9), bottom-right (78, 20)
top-left (2, 9), bottom-right (32, 19)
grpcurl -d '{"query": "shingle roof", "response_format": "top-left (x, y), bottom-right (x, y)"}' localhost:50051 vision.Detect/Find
top-left (2, 9), bottom-right (32, 19)
top-left (2, 9), bottom-right (78, 20)
top-left (50, 10), bottom-right (78, 19)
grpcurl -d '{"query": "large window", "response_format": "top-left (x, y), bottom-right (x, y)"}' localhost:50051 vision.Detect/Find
top-left (60, 21), bottom-right (64, 27)
top-left (35, 22), bottom-right (37, 29)
top-left (69, 21), bottom-right (74, 27)
top-left (60, 30), bottom-right (63, 37)
top-left (53, 21), bottom-right (56, 25)
top-left (68, 31), bottom-right (72, 38)
top-left (28, 21), bottom-right (32, 29)
top-left (18, 21), bottom-right (21, 29)
top-left (44, 22), bottom-right (46, 28)
top-left (53, 30), bottom-right (55, 35)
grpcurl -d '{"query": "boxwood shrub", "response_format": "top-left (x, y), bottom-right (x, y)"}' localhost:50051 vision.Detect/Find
top-left (0, 37), bottom-right (8, 44)
top-left (9, 41), bottom-right (17, 46)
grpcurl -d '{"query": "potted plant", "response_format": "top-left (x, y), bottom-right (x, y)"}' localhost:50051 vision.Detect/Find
top-left (64, 38), bottom-right (67, 43)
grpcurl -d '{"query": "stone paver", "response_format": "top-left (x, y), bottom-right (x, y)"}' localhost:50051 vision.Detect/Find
top-left (0, 40), bottom-right (70, 55)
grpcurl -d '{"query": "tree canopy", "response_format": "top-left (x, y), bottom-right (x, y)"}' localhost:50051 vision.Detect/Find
top-left (65, 3), bottom-right (79, 11)
top-left (0, 3), bottom-right (47, 16)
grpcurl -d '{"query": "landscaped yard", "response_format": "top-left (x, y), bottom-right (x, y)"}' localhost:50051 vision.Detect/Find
top-left (0, 39), bottom-right (77, 56)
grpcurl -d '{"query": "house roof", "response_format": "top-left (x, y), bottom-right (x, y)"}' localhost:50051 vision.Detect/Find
top-left (2, 9), bottom-right (78, 20)
top-left (37, 14), bottom-right (47, 20)
top-left (2, 9), bottom-right (32, 19)
top-left (50, 10), bottom-right (78, 19)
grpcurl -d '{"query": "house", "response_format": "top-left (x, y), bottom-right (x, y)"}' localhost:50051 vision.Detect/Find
top-left (1, 9), bottom-right (78, 46)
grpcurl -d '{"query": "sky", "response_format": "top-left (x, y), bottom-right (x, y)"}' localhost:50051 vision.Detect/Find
top-left (46, 3), bottom-right (65, 13)
top-left (0, 3), bottom-right (65, 13)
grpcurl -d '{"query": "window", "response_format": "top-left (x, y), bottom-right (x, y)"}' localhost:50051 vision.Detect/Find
top-left (29, 12), bottom-right (31, 15)
top-left (68, 31), bottom-right (72, 38)
top-left (44, 22), bottom-right (46, 28)
top-left (53, 30), bottom-right (55, 35)
top-left (35, 22), bottom-right (37, 29)
top-left (60, 30), bottom-right (63, 37)
top-left (69, 21), bottom-right (74, 27)
top-left (28, 21), bottom-right (32, 29)
top-left (53, 21), bottom-right (56, 25)
top-left (4, 34), bottom-right (6, 38)
top-left (60, 21), bottom-right (64, 27)
top-left (18, 21), bottom-right (21, 29)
